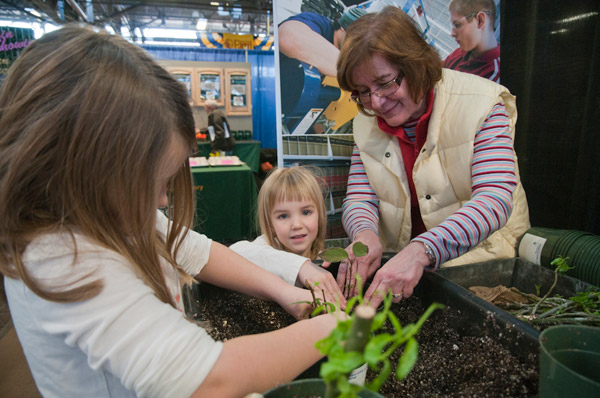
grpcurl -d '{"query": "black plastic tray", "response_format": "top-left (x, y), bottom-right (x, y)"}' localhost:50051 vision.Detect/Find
top-left (321, 254), bottom-right (540, 362)
top-left (415, 269), bottom-right (540, 362)
top-left (436, 257), bottom-right (593, 297)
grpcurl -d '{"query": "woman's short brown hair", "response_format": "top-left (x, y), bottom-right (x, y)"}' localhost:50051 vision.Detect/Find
top-left (337, 6), bottom-right (442, 112)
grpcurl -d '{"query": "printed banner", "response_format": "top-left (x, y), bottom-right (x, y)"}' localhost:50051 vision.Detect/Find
top-left (1, 27), bottom-right (34, 76)
top-left (223, 33), bottom-right (255, 49)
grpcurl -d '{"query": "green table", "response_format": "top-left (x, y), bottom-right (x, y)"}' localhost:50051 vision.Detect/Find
top-left (194, 140), bottom-right (261, 172)
top-left (191, 164), bottom-right (258, 243)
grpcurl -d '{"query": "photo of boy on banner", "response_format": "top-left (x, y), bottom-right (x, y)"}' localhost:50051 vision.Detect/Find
top-left (274, 0), bottom-right (501, 137)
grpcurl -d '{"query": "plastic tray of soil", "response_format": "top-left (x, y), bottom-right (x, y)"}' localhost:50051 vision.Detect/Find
top-left (436, 257), bottom-right (593, 298)
top-left (436, 257), bottom-right (597, 334)
top-left (185, 254), bottom-right (540, 397)
top-left (415, 269), bottom-right (539, 361)
top-left (323, 254), bottom-right (540, 361)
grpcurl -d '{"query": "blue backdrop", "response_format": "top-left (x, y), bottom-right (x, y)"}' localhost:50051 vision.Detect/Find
top-left (141, 45), bottom-right (278, 149)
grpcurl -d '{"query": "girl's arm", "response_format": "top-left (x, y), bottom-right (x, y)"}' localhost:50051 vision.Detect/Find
top-left (191, 313), bottom-right (339, 397)
top-left (193, 242), bottom-right (346, 396)
top-left (197, 241), bottom-right (312, 320)
top-left (230, 236), bottom-right (345, 305)
top-left (229, 236), bottom-right (304, 285)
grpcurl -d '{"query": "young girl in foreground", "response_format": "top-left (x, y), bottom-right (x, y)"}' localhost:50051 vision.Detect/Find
top-left (0, 26), bottom-right (340, 398)
top-left (230, 166), bottom-right (344, 305)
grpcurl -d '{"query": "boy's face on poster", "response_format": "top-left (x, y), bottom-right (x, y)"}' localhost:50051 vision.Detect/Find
top-left (270, 199), bottom-right (319, 257)
top-left (449, 11), bottom-right (483, 52)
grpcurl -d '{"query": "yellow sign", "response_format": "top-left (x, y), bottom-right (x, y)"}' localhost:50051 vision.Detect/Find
top-left (223, 33), bottom-right (254, 49)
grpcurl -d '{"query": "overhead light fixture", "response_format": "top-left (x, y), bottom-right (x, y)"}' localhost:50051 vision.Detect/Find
top-left (217, 6), bottom-right (229, 17)
top-left (210, 2), bottom-right (220, 6)
top-left (196, 18), bottom-right (207, 31)
top-left (143, 28), bottom-right (197, 40)
top-left (232, 7), bottom-right (242, 19)
top-left (139, 40), bottom-right (200, 47)
top-left (24, 8), bottom-right (42, 18)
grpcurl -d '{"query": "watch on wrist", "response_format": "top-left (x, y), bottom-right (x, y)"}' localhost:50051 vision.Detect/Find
top-left (423, 243), bottom-right (436, 265)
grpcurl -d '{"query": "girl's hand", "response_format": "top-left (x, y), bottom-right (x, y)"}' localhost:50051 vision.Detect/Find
top-left (277, 286), bottom-right (317, 320)
top-left (297, 261), bottom-right (347, 308)
top-left (335, 230), bottom-right (382, 298)
top-left (363, 242), bottom-right (429, 308)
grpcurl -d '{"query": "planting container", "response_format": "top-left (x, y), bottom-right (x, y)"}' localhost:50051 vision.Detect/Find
top-left (312, 253), bottom-right (540, 369)
top-left (415, 265), bottom-right (540, 362)
top-left (264, 378), bottom-right (384, 398)
top-left (436, 257), bottom-right (593, 300)
top-left (518, 227), bottom-right (600, 286)
top-left (539, 325), bottom-right (600, 397)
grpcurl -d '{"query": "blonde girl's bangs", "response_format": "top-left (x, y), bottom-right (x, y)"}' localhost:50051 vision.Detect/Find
top-left (258, 166), bottom-right (328, 259)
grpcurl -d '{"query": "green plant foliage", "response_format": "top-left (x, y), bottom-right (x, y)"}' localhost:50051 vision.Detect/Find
top-left (318, 241), bottom-right (369, 263)
top-left (319, 247), bottom-right (350, 262)
top-left (550, 255), bottom-right (574, 274)
top-left (352, 241), bottom-right (369, 258)
top-left (570, 289), bottom-right (600, 313)
top-left (316, 289), bottom-right (444, 398)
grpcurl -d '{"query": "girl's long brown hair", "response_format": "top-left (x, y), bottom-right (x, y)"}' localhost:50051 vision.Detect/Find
top-left (0, 25), bottom-right (196, 307)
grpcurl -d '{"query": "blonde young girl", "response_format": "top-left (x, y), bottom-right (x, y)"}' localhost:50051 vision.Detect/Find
top-left (230, 166), bottom-right (344, 304)
top-left (0, 26), bottom-right (340, 398)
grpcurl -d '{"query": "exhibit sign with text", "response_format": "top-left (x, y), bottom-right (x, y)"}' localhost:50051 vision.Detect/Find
top-left (0, 27), bottom-right (34, 79)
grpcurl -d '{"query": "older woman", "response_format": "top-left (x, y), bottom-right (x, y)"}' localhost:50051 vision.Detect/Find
top-left (333, 6), bottom-right (530, 308)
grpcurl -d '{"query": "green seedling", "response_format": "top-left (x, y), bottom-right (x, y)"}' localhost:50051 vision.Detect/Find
top-left (496, 256), bottom-right (599, 328)
top-left (316, 276), bottom-right (444, 398)
top-left (531, 255), bottom-right (573, 315)
top-left (318, 241), bottom-right (369, 297)
top-left (295, 281), bottom-right (337, 317)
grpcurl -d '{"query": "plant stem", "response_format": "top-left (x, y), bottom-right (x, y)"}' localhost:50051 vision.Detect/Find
top-left (321, 289), bottom-right (328, 313)
top-left (531, 267), bottom-right (559, 315)
top-left (325, 305), bottom-right (375, 398)
top-left (537, 301), bottom-right (575, 319)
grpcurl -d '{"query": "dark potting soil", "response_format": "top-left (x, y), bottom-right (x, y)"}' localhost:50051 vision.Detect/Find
top-left (192, 283), bottom-right (539, 398)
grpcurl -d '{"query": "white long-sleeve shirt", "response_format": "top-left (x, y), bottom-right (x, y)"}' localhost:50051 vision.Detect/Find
top-left (229, 235), bottom-right (307, 286)
top-left (5, 212), bottom-right (222, 398)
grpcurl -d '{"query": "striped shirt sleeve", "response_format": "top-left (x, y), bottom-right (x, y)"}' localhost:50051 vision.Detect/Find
top-left (341, 144), bottom-right (380, 240)
top-left (413, 102), bottom-right (516, 268)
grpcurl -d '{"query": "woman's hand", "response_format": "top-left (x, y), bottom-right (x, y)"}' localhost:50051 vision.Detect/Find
top-left (363, 242), bottom-right (429, 308)
top-left (333, 230), bottom-right (383, 298)
top-left (297, 261), bottom-right (347, 308)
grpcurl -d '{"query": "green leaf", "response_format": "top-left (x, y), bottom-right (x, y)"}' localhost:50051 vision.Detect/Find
top-left (319, 247), bottom-right (349, 262)
top-left (320, 352), bottom-right (364, 379)
top-left (311, 306), bottom-right (326, 317)
top-left (346, 296), bottom-right (361, 314)
top-left (396, 337), bottom-right (418, 380)
top-left (337, 377), bottom-right (363, 398)
top-left (366, 359), bottom-right (391, 392)
top-left (352, 241), bottom-right (369, 258)
top-left (364, 334), bottom-right (394, 364)
top-left (371, 311), bottom-right (387, 332)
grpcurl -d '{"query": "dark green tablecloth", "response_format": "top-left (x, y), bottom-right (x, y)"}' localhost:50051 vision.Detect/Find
top-left (194, 140), bottom-right (261, 172)
top-left (191, 164), bottom-right (258, 242)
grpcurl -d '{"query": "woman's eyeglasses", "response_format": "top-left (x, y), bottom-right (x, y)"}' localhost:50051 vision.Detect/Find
top-left (350, 73), bottom-right (404, 105)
